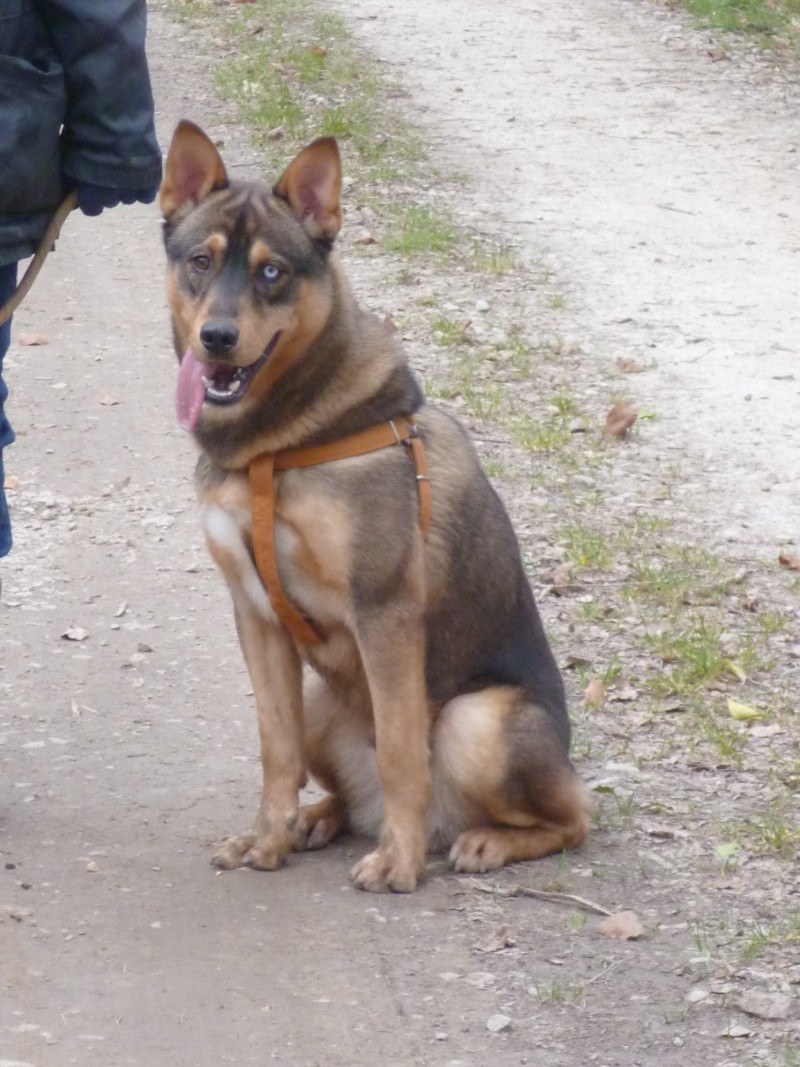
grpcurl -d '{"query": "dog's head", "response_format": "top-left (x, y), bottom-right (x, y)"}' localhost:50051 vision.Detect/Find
top-left (160, 121), bottom-right (342, 446)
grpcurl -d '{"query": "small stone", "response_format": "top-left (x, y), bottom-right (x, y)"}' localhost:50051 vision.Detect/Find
top-left (435, 1032), bottom-right (448, 1041)
top-left (486, 1014), bottom-right (512, 1033)
top-left (599, 910), bottom-right (645, 940)
top-left (85, 861), bottom-right (98, 873)
top-left (686, 988), bottom-right (709, 1004)
top-left (475, 300), bottom-right (490, 313)
top-left (722, 1023), bottom-right (753, 1038)
top-left (734, 990), bottom-right (794, 1021)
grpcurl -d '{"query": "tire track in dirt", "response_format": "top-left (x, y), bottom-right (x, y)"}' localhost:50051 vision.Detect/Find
top-left (319, 0), bottom-right (800, 554)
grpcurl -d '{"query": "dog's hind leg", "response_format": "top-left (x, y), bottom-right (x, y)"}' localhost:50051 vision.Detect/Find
top-left (432, 687), bottom-right (590, 874)
top-left (294, 674), bottom-right (383, 852)
top-left (291, 795), bottom-right (344, 852)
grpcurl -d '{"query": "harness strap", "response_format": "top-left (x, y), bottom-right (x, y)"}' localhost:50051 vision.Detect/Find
top-left (250, 451), bottom-right (323, 646)
top-left (248, 416), bottom-right (430, 645)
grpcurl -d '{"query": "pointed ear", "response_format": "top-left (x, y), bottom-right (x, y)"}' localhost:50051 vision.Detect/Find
top-left (273, 137), bottom-right (342, 242)
top-left (159, 120), bottom-right (228, 219)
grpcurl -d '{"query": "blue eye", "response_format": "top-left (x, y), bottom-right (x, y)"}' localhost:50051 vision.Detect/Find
top-left (261, 264), bottom-right (282, 283)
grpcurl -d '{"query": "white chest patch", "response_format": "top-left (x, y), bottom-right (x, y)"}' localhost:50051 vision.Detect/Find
top-left (203, 501), bottom-right (346, 632)
top-left (203, 504), bottom-right (278, 623)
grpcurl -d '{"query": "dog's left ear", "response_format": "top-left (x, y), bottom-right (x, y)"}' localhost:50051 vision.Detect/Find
top-left (160, 120), bottom-right (228, 219)
top-left (273, 137), bottom-right (342, 242)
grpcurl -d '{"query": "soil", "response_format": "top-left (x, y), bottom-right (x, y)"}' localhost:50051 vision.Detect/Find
top-left (1, 2), bottom-right (799, 1066)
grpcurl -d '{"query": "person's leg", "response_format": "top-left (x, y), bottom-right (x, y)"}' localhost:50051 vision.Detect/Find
top-left (0, 262), bottom-right (19, 561)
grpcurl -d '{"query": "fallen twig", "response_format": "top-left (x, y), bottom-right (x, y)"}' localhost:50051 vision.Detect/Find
top-left (466, 878), bottom-right (612, 916)
top-left (585, 959), bottom-right (619, 986)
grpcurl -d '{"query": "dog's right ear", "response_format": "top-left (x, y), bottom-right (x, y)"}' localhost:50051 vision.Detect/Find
top-left (159, 120), bottom-right (228, 218)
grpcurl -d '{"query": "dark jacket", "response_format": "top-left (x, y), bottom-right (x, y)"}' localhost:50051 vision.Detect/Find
top-left (0, 0), bottom-right (162, 266)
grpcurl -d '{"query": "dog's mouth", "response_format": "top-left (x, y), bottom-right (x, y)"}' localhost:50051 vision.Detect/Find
top-left (201, 333), bottom-right (281, 406)
top-left (175, 333), bottom-right (281, 432)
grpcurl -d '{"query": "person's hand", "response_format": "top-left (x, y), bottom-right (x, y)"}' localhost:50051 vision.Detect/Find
top-left (70, 181), bottom-right (159, 217)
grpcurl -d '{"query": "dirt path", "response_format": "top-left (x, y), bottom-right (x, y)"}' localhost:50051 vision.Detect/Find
top-left (322, 0), bottom-right (800, 554)
top-left (1, 3), bottom-right (799, 1066)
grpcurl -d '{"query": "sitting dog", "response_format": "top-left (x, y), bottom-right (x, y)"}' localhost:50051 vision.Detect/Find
top-left (159, 121), bottom-right (589, 892)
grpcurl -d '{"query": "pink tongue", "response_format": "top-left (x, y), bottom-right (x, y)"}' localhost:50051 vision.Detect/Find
top-left (175, 347), bottom-right (206, 432)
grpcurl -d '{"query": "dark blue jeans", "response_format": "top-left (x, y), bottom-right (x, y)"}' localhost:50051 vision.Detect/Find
top-left (0, 262), bottom-right (18, 558)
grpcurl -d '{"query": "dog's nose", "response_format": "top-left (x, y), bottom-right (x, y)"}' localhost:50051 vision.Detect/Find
top-left (200, 320), bottom-right (239, 356)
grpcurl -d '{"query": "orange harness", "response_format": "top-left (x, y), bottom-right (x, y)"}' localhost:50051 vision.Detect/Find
top-left (249, 416), bottom-right (430, 645)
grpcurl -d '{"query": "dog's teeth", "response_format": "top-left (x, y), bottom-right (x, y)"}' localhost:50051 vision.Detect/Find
top-left (230, 379), bottom-right (241, 392)
top-left (202, 376), bottom-right (213, 388)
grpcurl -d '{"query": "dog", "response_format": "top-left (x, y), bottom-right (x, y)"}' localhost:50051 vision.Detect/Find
top-left (159, 120), bottom-right (589, 893)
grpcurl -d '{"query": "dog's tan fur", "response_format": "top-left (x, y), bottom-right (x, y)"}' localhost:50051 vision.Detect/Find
top-left (161, 121), bottom-right (589, 892)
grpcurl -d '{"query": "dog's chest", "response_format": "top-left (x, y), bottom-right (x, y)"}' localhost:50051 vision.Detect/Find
top-left (199, 471), bottom-right (351, 630)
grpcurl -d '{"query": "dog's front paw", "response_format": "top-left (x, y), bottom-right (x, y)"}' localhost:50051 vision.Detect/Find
top-left (350, 847), bottom-right (421, 893)
top-left (449, 828), bottom-right (508, 873)
top-left (212, 831), bottom-right (291, 871)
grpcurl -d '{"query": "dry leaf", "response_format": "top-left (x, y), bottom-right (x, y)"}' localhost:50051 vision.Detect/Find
top-left (615, 357), bottom-right (645, 374)
top-left (610, 687), bottom-right (639, 703)
top-left (310, 45), bottom-right (327, 56)
top-left (99, 394), bottom-right (120, 406)
top-left (17, 331), bottom-right (49, 346)
top-left (779, 553), bottom-right (800, 571)
top-left (267, 126), bottom-right (285, 141)
top-left (727, 699), bottom-right (764, 722)
top-left (481, 925), bottom-right (516, 953)
top-left (61, 627), bottom-right (88, 642)
top-left (353, 232), bottom-right (376, 245)
top-left (3, 474), bottom-right (19, 490)
top-left (727, 661), bottom-right (747, 683)
top-left (583, 679), bottom-right (606, 710)
top-left (563, 653), bottom-right (592, 669)
top-left (599, 910), bottom-right (645, 940)
top-left (550, 563), bottom-right (573, 590)
top-left (604, 402), bottom-right (638, 438)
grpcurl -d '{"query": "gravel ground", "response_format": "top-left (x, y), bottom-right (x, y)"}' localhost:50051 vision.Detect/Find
top-left (1, 2), bottom-right (799, 1065)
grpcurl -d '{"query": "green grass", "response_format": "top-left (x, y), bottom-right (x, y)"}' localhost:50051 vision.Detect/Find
top-left (558, 523), bottom-right (613, 570)
top-left (431, 316), bottom-right (471, 347)
top-left (684, 0), bottom-right (800, 48)
top-left (645, 618), bottom-right (740, 696)
top-left (738, 913), bottom-right (800, 962)
top-left (199, 0), bottom-right (426, 185)
top-left (384, 204), bottom-right (458, 257)
top-left (510, 414), bottom-right (572, 454)
top-left (469, 240), bottom-right (517, 276)
top-left (623, 544), bottom-right (736, 609)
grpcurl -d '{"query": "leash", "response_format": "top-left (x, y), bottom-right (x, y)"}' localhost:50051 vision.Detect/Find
top-left (249, 415), bottom-right (431, 645)
top-left (0, 191), bottom-right (78, 328)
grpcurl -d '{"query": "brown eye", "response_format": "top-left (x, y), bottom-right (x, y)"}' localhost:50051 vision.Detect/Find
top-left (190, 254), bottom-right (211, 272)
